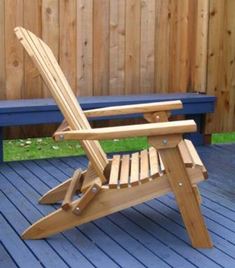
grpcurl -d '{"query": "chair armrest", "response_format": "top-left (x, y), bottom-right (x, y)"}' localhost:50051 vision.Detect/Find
top-left (54, 120), bottom-right (196, 141)
top-left (83, 100), bottom-right (182, 118)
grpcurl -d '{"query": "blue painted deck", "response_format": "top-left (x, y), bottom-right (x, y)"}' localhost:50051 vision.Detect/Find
top-left (0, 144), bottom-right (235, 268)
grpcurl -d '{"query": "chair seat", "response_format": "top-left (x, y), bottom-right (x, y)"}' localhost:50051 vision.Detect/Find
top-left (108, 139), bottom-right (206, 189)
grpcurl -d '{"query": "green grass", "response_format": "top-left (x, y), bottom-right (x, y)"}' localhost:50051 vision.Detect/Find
top-left (4, 137), bottom-right (148, 162)
top-left (3, 132), bottom-right (235, 162)
top-left (212, 132), bottom-right (235, 144)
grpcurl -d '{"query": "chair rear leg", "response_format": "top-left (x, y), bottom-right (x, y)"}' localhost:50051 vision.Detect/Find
top-left (159, 146), bottom-right (213, 248)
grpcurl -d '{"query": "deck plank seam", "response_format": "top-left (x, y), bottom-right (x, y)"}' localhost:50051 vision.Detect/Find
top-left (131, 205), bottom-right (226, 267)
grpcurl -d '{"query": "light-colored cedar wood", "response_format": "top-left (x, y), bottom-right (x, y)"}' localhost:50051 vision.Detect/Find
top-left (54, 120), bottom-right (70, 135)
top-left (21, 169), bottom-right (205, 240)
top-left (72, 183), bottom-right (101, 215)
top-left (109, 0), bottom-right (125, 94)
top-left (93, 0), bottom-right (110, 95)
top-left (23, 0), bottom-right (42, 99)
top-left (109, 155), bottom-right (121, 189)
top-left (184, 139), bottom-right (208, 178)
top-left (192, 0), bottom-right (209, 92)
top-left (39, 170), bottom-right (87, 204)
top-left (193, 185), bottom-right (202, 205)
top-left (125, 0), bottom-right (141, 93)
top-left (84, 101), bottom-right (182, 118)
top-left (54, 120), bottom-right (196, 141)
top-left (144, 111), bottom-right (169, 123)
top-left (0, 0), bottom-right (5, 99)
top-left (62, 169), bottom-right (82, 210)
top-left (14, 27), bottom-right (108, 182)
top-left (169, 0), bottom-right (189, 92)
top-left (184, 139), bottom-right (203, 167)
top-left (42, 0), bottom-right (59, 97)
top-left (81, 164), bottom-right (102, 192)
top-left (159, 154), bottom-right (165, 174)
top-left (178, 140), bottom-right (193, 167)
top-left (119, 155), bottom-right (130, 188)
top-left (130, 152), bottom-right (139, 186)
top-left (140, 149), bottom-right (149, 183)
top-left (158, 146), bottom-right (212, 248)
top-left (59, 0), bottom-right (76, 92)
top-left (5, 0), bottom-right (24, 100)
top-left (16, 27), bottom-right (212, 247)
top-left (206, 0), bottom-right (235, 133)
top-left (140, 0), bottom-right (155, 92)
top-left (77, 0), bottom-right (93, 96)
top-left (149, 147), bottom-right (160, 176)
top-left (155, 0), bottom-right (171, 92)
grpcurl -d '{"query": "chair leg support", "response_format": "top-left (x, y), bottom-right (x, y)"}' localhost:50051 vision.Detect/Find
top-left (39, 169), bottom-right (85, 204)
top-left (159, 147), bottom-right (213, 248)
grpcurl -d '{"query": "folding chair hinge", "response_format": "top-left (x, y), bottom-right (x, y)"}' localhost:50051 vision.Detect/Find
top-left (72, 183), bottom-right (101, 216)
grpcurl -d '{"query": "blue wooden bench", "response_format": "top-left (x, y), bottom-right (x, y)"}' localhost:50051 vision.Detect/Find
top-left (0, 93), bottom-right (216, 162)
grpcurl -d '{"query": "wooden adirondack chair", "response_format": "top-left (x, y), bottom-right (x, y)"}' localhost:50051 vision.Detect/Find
top-left (15, 27), bottom-right (213, 248)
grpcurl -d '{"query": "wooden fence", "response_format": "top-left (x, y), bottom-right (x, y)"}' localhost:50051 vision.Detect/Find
top-left (0, 0), bottom-right (234, 135)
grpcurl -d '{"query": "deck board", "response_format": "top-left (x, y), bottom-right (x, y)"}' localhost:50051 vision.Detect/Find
top-left (0, 144), bottom-right (235, 267)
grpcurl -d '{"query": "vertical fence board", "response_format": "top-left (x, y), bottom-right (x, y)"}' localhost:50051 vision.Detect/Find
top-left (125, 0), bottom-right (141, 93)
top-left (60, 0), bottom-right (77, 92)
top-left (192, 0), bottom-right (209, 92)
top-left (2, 0), bottom-right (235, 136)
top-left (77, 0), bottom-right (93, 96)
top-left (42, 0), bottom-right (59, 97)
top-left (169, 0), bottom-right (190, 92)
top-left (109, 0), bottom-right (125, 95)
top-left (0, 0), bottom-right (5, 99)
top-left (140, 0), bottom-right (155, 93)
top-left (23, 0), bottom-right (42, 99)
top-left (93, 0), bottom-right (110, 96)
top-left (5, 0), bottom-right (24, 100)
top-left (155, 0), bottom-right (171, 92)
top-left (206, 0), bottom-right (235, 133)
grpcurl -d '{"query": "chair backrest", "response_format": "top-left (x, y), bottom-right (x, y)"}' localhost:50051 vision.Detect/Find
top-left (15, 27), bottom-right (108, 182)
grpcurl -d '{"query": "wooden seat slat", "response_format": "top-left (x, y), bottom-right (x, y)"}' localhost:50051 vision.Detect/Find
top-left (149, 147), bottom-right (160, 177)
top-left (140, 149), bottom-right (150, 183)
top-left (120, 155), bottom-right (130, 188)
top-left (130, 152), bottom-right (140, 186)
top-left (109, 155), bottom-right (121, 189)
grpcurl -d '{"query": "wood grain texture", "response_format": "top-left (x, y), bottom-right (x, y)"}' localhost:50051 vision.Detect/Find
top-left (42, 0), bottom-right (59, 97)
top-left (5, 0), bottom-right (24, 100)
top-left (125, 0), bottom-right (141, 93)
top-left (93, 0), bottom-right (110, 96)
top-left (77, 0), bottom-right (93, 96)
top-left (109, 0), bottom-right (125, 95)
top-left (140, 0), bottom-right (155, 93)
top-left (0, 0), bottom-right (5, 99)
top-left (206, 0), bottom-right (235, 133)
top-left (59, 0), bottom-right (77, 93)
top-left (1, 0), bottom-right (235, 135)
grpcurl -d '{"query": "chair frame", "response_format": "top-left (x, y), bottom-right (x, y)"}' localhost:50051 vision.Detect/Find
top-left (15, 27), bottom-right (213, 248)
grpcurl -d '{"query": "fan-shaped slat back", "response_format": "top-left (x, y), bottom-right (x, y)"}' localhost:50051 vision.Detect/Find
top-left (15, 27), bottom-right (108, 182)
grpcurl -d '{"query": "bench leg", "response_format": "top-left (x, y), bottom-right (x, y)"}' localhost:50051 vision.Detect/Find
top-left (159, 147), bottom-right (213, 248)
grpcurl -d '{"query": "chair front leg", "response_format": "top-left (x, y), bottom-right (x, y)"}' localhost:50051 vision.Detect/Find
top-left (149, 135), bottom-right (213, 248)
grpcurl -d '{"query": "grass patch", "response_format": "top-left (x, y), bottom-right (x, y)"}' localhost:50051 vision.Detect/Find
top-left (3, 132), bottom-right (235, 162)
top-left (4, 137), bottom-right (148, 162)
top-left (212, 132), bottom-right (235, 144)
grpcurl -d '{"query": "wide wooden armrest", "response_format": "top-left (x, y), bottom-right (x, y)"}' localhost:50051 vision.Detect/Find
top-left (54, 120), bottom-right (196, 141)
top-left (83, 100), bottom-right (182, 118)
